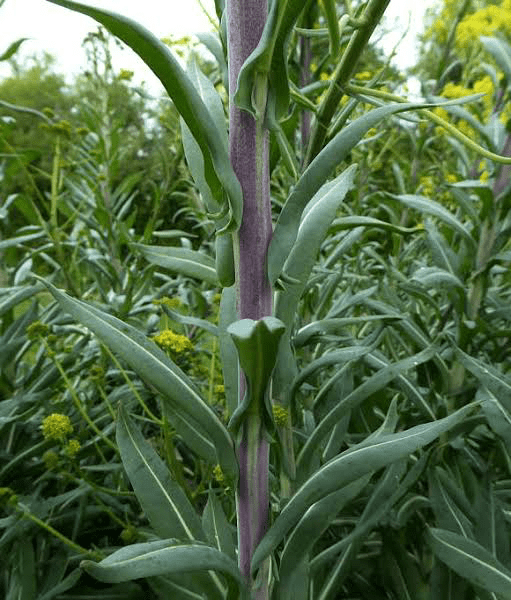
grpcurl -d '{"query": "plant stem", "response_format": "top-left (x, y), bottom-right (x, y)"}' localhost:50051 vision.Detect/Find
top-left (226, 1), bottom-right (272, 595)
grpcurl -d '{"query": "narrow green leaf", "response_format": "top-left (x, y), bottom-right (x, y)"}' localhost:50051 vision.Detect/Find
top-left (252, 403), bottom-right (475, 572)
top-left (429, 528), bottom-right (511, 599)
top-left (294, 315), bottom-right (402, 347)
top-left (268, 102), bottom-right (447, 284)
top-left (180, 57), bottom-right (228, 217)
top-left (479, 387), bottom-right (511, 452)
top-left (381, 530), bottom-right (428, 600)
top-left (454, 346), bottom-right (511, 409)
top-left (39, 280), bottom-right (237, 478)
top-left (425, 221), bottom-right (460, 276)
top-left (311, 453), bottom-right (430, 575)
top-left (0, 232), bottom-right (46, 250)
top-left (480, 37), bottom-right (511, 84)
top-left (134, 244), bottom-right (219, 286)
top-left (81, 539), bottom-right (247, 599)
top-left (392, 194), bottom-right (476, 250)
top-left (218, 286), bottom-right (239, 417)
top-left (116, 404), bottom-right (205, 541)
top-left (412, 267), bottom-right (464, 290)
top-left (202, 490), bottom-right (236, 561)
top-left (45, 0), bottom-right (242, 232)
top-left (429, 468), bottom-right (474, 538)
top-left (289, 346), bottom-right (371, 401)
top-left (275, 165), bottom-right (357, 328)
top-left (276, 475), bottom-right (370, 600)
top-left (0, 38), bottom-right (29, 61)
top-left (18, 539), bottom-right (36, 600)
top-left (331, 215), bottom-right (423, 235)
top-left (296, 347), bottom-right (438, 476)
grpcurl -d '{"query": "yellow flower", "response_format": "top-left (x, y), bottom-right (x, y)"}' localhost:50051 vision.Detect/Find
top-left (42, 414), bottom-right (73, 441)
top-left (272, 404), bottom-right (289, 427)
top-left (152, 329), bottom-right (193, 354)
top-left (65, 439), bottom-right (81, 458)
top-left (355, 71), bottom-right (372, 81)
top-left (446, 173), bottom-right (458, 183)
top-left (43, 450), bottom-right (59, 470)
top-left (419, 176), bottom-right (435, 197)
top-left (213, 464), bottom-right (225, 484)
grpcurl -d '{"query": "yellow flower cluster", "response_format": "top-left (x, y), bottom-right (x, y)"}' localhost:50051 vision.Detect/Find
top-left (213, 464), bottom-right (225, 484)
top-left (153, 296), bottom-right (183, 310)
top-left (272, 404), bottom-right (289, 427)
top-left (153, 329), bottom-right (193, 354)
top-left (419, 176), bottom-right (435, 197)
top-left (66, 439), bottom-right (81, 458)
top-left (456, 2), bottom-right (511, 50)
top-left (42, 413), bottom-right (73, 441)
top-left (424, 0), bottom-right (461, 44)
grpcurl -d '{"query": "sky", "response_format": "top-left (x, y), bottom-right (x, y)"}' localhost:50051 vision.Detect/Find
top-left (0, 0), bottom-right (434, 93)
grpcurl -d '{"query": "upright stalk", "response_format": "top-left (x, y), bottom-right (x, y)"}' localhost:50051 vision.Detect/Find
top-left (226, 0), bottom-right (272, 595)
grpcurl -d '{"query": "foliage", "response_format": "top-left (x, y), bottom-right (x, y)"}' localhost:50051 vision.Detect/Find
top-left (1, 0), bottom-right (511, 599)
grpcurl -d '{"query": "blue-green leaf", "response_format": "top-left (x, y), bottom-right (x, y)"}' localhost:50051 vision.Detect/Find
top-left (202, 490), bottom-right (236, 561)
top-left (412, 267), bottom-right (464, 290)
top-left (252, 403), bottom-right (475, 572)
top-left (392, 194), bottom-right (476, 250)
top-left (429, 528), bottom-right (511, 599)
top-left (134, 243), bottom-right (219, 286)
top-left (81, 539), bottom-right (248, 599)
top-left (276, 475), bottom-right (370, 600)
top-left (275, 165), bottom-right (357, 327)
top-left (480, 36), bottom-right (511, 84)
top-left (296, 347), bottom-right (438, 477)
top-left (268, 102), bottom-right (450, 284)
top-left (218, 286), bottom-right (239, 417)
top-left (454, 346), bottom-right (511, 407)
top-left (180, 57), bottom-right (228, 217)
top-left (39, 280), bottom-right (237, 478)
top-left (45, 0), bottom-right (242, 232)
top-left (116, 403), bottom-right (205, 541)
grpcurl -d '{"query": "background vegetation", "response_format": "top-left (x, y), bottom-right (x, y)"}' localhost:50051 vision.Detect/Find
top-left (1, 0), bottom-right (511, 598)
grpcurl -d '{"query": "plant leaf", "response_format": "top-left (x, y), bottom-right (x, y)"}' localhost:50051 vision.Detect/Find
top-left (81, 539), bottom-right (247, 599)
top-left (429, 528), bottom-right (511, 599)
top-left (392, 194), bottom-right (476, 250)
top-left (296, 346), bottom-right (438, 477)
top-left (202, 490), bottom-right (236, 561)
top-left (116, 404), bottom-right (205, 541)
top-left (0, 38), bottom-right (29, 61)
top-left (134, 243), bottom-right (219, 286)
top-left (252, 403), bottom-right (475, 572)
top-left (454, 346), bottom-right (511, 408)
top-left (276, 475), bottom-right (371, 600)
top-left (39, 280), bottom-right (237, 478)
top-left (480, 36), bottom-right (511, 84)
top-left (268, 102), bottom-right (451, 284)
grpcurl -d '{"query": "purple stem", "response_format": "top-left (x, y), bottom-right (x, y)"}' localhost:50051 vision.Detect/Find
top-left (226, 0), bottom-right (272, 594)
